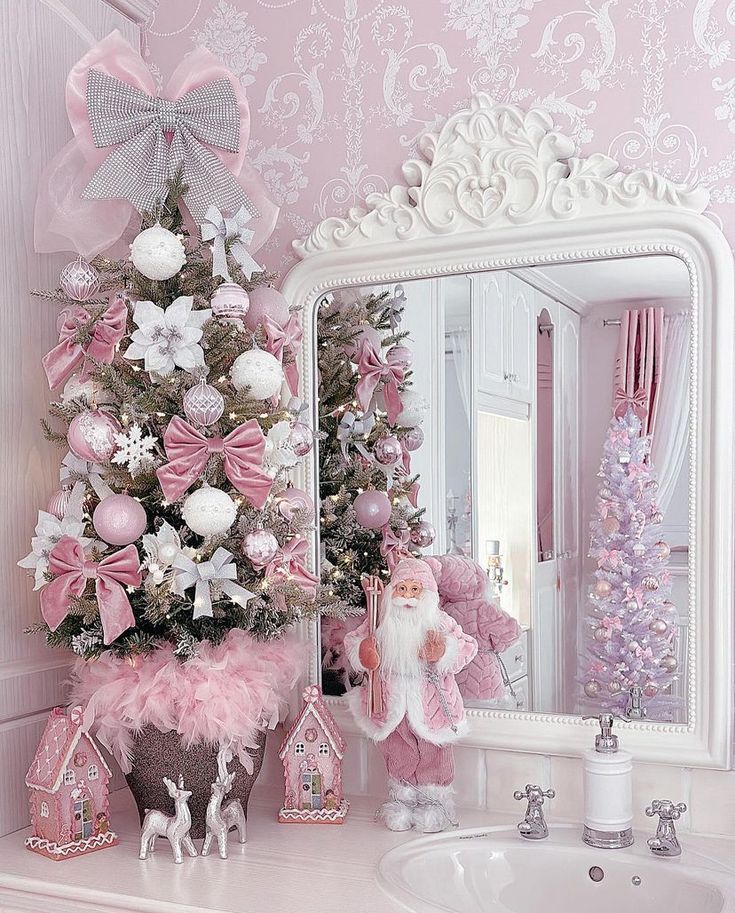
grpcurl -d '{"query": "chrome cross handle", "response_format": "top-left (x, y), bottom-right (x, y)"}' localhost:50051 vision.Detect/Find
top-left (513, 784), bottom-right (555, 840)
top-left (645, 799), bottom-right (687, 857)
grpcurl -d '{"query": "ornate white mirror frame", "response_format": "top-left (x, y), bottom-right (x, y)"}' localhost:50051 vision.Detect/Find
top-left (281, 96), bottom-right (735, 769)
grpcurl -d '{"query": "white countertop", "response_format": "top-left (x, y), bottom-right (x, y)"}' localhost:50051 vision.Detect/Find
top-left (1, 785), bottom-right (734, 913)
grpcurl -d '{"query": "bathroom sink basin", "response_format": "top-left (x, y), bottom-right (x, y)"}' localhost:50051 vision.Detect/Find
top-left (377, 825), bottom-right (735, 913)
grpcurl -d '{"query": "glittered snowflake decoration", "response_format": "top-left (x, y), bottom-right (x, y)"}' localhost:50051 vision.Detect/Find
top-left (112, 423), bottom-right (157, 474)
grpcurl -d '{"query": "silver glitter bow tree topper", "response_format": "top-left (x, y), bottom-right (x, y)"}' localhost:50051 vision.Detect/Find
top-left (83, 68), bottom-right (259, 224)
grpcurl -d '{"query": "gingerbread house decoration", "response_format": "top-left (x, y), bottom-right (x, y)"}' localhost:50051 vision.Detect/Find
top-left (25, 705), bottom-right (118, 860)
top-left (278, 684), bottom-right (349, 824)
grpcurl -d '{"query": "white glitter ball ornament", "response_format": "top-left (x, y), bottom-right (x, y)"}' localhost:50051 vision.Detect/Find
top-left (130, 223), bottom-right (186, 281)
top-left (231, 349), bottom-right (284, 400)
top-left (396, 389), bottom-right (429, 428)
top-left (183, 379), bottom-right (225, 426)
top-left (181, 485), bottom-right (237, 537)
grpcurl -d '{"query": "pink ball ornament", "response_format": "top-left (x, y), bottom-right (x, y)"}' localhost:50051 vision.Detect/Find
top-left (659, 654), bottom-right (678, 673)
top-left (211, 282), bottom-right (250, 322)
top-left (60, 257), bottom-right (100, 301)
top-left (649, 619), bottom-right (668, 635)
top-left (402, 426), bottom-right (424, 452)
top-left (344, 325), bottom-right (381, 360)
top-left (353, 490), bottom-right (392, 529)
top-left (67, 410), bottom-right (121, 462)
top-left (47, 488), bottom-right (71, 520)
top-left (277, 487), bottom-right (315, 521)
top-left (654, 540), bottom-right (671, 560)
top-left (245, 285), bottom-right (290, 331)
top-left (387, 345), bottom-right (412, 368)
top-left (288, 422), bottom-right (314, 457)
top-left (584, 680), bottom-right (601, 698)
top-left (609, 680), bottom-right (622, 694)
top-left (374, 435), bottom-right (402, 465)
top-left (642, 575), bottom-right (660, 591)
top-left (593, 626), bottom-right (611, 643)
top-left (601, 517), bottom-right (620, 535)
top-left (243, 529), bottom-right (279, 566)
top-left (410, 520), bottom-right (436, 548)
top-left (643, 682), bottom-right (659, 698)
top-left (594, 579), bottom-right (612, 598)
top-left (93, 494), bottom-right (147, 546)
top-left (183, 379), bottom-right (225, 426)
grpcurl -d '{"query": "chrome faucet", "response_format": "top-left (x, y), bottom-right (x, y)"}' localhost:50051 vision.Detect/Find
top-left (513, 784), bottom-right (555, 839)
top-left (645, 799), bottom-right (687, 857)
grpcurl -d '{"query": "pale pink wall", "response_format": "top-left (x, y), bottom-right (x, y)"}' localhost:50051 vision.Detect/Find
top-left (143, 1), bottom-right (735, 272)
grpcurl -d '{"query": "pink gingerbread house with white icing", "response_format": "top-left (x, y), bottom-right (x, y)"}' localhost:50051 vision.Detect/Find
top-left (278, 684), bottom-right (349, 824)
top-left (25, 705), bottom-right (118, 860)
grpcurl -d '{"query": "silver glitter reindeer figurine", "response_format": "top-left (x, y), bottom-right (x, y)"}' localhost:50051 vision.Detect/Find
top-left (201, 746), bottom-right (247, 859)
top-left (139, 775), bottom-right (198, 864)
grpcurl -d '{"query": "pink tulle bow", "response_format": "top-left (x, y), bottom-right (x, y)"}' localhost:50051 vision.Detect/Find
top-left (34, 30), bottom-right (278, 257)
top-left (355, 340), bottom-right (405, 424)
top-left (263, 314), bottom-right (303, 395)
top-left (380, 525), bottom-right (411, 572)
top-left (265, 536), bottom-right (319, 598)
top-left (42, 295), bottom-right (127, 390)
top-left (614, 386), bottom-right (648, 420)
top-left (40, 536), bottom-right (140, 645)
top-left (156, 415), bottom-right (272, 507)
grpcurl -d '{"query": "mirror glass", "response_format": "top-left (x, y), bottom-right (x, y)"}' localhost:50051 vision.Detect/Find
top-left (318, 255), bottom-right (692, 724)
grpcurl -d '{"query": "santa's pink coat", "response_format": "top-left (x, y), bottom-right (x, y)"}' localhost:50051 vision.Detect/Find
top-left (426, 555), bottom-right (521, 702)
top-left (344, 611), bottom-right (477, 745)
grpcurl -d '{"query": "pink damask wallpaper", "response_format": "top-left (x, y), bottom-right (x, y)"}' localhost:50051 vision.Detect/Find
top-left (143, 0), bottom-right (735, 272)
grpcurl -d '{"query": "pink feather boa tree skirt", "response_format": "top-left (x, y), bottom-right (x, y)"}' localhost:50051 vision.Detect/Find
top-left (69, 629), bottom-right (306, 773)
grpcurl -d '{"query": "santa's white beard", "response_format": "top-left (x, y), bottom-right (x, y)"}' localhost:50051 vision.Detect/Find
top-left (377, 590), bottom-right (441, 676)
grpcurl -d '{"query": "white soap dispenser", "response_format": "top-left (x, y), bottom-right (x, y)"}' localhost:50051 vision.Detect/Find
top-left (582, 713), bottom-right (634, 849)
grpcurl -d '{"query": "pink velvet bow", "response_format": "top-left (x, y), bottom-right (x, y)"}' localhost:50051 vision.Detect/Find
top-left (380, 525), bottom-right (411, 572)
top-left (156, 416), bottom-right (272, 507)
top-left (263, 314), bottom-right (303, 395)
top-left (613, 386), bottom-right (648, 421)
top-left (355, 341), bottom-right (405, 424)
top-left (265, 537), bottom-right (319, 598)
top-left (40, 536), bottom-right (140, 645)
top-left (34, 30), bottom-right (278, 258)
top-left (42, 295), bottom-right (127, 390)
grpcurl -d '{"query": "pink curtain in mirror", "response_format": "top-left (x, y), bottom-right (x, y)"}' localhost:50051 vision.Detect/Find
top-left (613, 307), bottom-right (665, 437)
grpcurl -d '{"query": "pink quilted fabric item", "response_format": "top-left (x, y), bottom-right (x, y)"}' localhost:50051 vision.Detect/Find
top-left (425, 555), bottom-right (521, 702)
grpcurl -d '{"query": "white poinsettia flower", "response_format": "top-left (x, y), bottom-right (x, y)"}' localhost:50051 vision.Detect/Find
top-left (18, 510), bottom-right (93, 590)
top-left (124, 296), bottom-right (212, 377)
top-left (142, 521), bottom-right (182, 586)
top-left (262, 420), bottom-right (298, 479)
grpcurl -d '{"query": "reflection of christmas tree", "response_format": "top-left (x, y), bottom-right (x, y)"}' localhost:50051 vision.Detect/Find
top-left (317, 288), bottom-right (434, 691)
top-left (20, 178), bottom-right (330, 660)
top-left (580, 408), bottom-right (679, 720)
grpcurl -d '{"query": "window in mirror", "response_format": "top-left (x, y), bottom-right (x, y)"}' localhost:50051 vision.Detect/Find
top-left (317, 256), bottom-right (691, 724)
top-left (536, 309), bottom-right (554, 563)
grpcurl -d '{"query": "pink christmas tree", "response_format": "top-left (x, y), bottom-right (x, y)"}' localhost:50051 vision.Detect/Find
top-left (580, 407), bottom-right (679, 720)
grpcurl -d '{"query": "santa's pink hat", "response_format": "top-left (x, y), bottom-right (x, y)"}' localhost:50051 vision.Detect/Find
top-left (390, 557), bottom-right (438, 593)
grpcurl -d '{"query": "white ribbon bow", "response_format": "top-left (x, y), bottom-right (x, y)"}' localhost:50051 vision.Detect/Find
top-left (172, 547), bottom-right (255, 620)
top-left (60, 452), bottom-right (113, 500)
top-left (200, 204), bottom-right (261, 282)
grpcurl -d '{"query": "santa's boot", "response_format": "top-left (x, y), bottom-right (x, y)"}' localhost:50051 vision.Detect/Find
top-left (377, 778), bottom-right (415, 831)
top-left (411, 784), bottom-right (457, 833)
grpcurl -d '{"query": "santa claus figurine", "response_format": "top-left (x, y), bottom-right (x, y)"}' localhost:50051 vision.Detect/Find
top-left (344, 557), bottom-right (477, 832)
